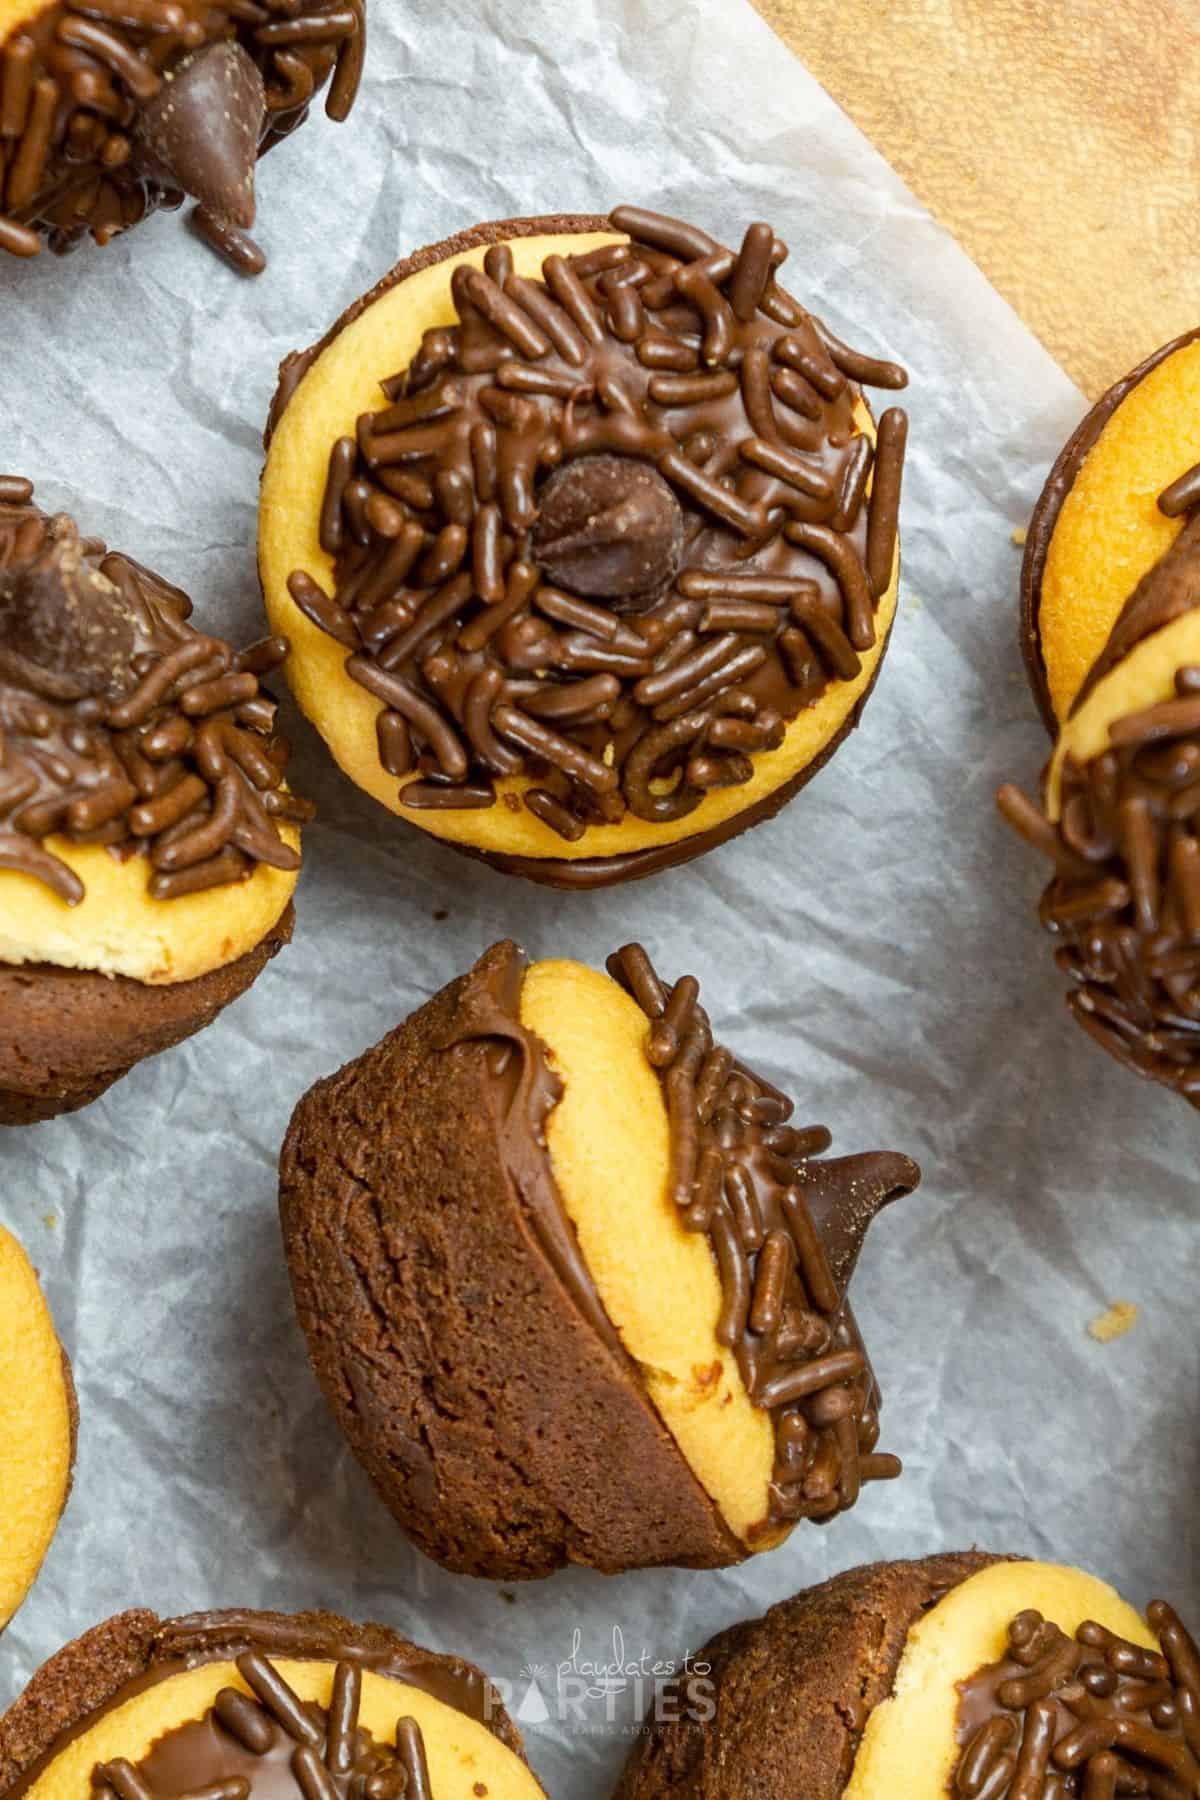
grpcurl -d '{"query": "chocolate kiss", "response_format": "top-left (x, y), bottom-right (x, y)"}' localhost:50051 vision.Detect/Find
top-left (134, 40), bottom-right (265, 229)
top-left (533, 454), bottom-right (684, 612)
top-left (0, 523), bottom-right (137, 702)
top-left (799, 1152), bottom-right (919, 1297)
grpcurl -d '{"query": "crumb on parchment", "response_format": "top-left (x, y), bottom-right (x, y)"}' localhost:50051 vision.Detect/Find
top-left (1011, 526), bottom-right (1028, 547)
top-left (1087, 1300), bottom-right (1138, 1343)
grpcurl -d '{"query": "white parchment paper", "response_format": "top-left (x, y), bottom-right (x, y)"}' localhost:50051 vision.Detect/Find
top-left (2, 2), bottom-right (1198, 1794)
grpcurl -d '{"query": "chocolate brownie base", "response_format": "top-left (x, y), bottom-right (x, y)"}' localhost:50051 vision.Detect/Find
top-left (278, 943), bottom-right (741, 1579)
top-left (0, 904), bottom-right (294, 1126)
top-left (264, 218), bottom-right (898, 891)
top-left (1020, 329), bottom-right (1200, 735)
top-left (0, 1606), bottom-right (521, 1795)
top-left (614, 1552), bottom-right (1000, 1800)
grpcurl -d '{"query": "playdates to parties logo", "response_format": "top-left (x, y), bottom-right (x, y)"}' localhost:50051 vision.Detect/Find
top-left (485, 1629), bottom-right (715, 1734)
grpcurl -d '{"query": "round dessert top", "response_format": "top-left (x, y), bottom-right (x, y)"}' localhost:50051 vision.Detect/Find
top-left (844, 1560), bottom-right (1198, 1797)
top-left (0, 0), bottom-right (365, 269)
top-left (0, 1222), bottom-right (72, 1628)
top-left (0, 477), bottom-right (306, 984)
top-left (261, 205), bottom-right (908, 863)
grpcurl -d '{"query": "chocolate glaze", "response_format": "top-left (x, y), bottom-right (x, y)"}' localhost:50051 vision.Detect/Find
top-left (1020, 327), bottom-right (1200, 733)
top-left (606, 943), bottom-right (915, 1530)
top-left (952, 1603), bottom-right (1200, 1796)
top-left (434, 938), bottom-right (628, 1362)
top-left (457, 655), bottom-right (884, 887)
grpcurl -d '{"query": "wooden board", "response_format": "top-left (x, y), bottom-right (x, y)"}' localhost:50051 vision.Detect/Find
top-left (750, 0), bottom-right (1200, 397)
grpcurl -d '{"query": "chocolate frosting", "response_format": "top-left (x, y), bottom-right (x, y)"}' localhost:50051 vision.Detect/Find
top-left (0, 0), bottom-right (364, 271)
top-left (0, 478), bottom-right (308, 908)
top-left (604, 944), bottom-right (916, 1530)
top-left (434, 937), bottom-right (627, 1361)
top-left (952, 1601), bottom-right (1200, 1796)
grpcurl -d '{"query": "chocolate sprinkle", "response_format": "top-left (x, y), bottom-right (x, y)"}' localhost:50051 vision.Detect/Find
top-left (998, 659), bottom-right (1200, 1109)
top-left (289, 205), bottom-right (908, 842)
top-left (89, 1655), bottom-right (430, 1800)
top-left (606, 942), bottom-right (917, 1532)
top-left (952, 1602), bottom-right (1200, 1797)
top-left (0, 478), bottom-right (306, 905)
top-left (0, 0), bottom-right (364, 272)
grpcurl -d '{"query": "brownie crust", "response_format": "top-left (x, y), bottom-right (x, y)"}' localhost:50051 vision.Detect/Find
top-left (0, 1606), bottom-right (522, 1796)
top-left (263, 218), bottom-right (898, 891)
top-left (278, 943), bottom-right (741, 1579)
top-left (0, 904), bottom-right (294, 1126)
top-left (613, 1551), bottom-right (1001, 1800)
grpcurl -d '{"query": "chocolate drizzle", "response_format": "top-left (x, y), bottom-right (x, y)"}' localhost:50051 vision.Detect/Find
top-left (0, 0), bottom-right (364, 271)
top-left (435, 939), bottom-right (627, 1362)
top-left (0, 477), bottom-right (308, 906)
top-left (87, 1655), bottom-right (429, 1800)
top-left (999, 505), bottom-right (1200, 1106)
top-left (288, 205), bottom-right (908, 841)
top-left (606, 943), bottom-right (917, 1532)
top-left (952, 1602), bottom-right (1200, 1797)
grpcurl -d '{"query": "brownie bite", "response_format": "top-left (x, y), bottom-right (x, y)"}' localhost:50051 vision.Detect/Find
top-left (279, 939), bottom-right (918, 1578)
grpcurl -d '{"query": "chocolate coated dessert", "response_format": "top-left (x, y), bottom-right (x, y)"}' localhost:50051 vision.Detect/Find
top-left (998, 332), bottom-right (1200, 1104)
top-left (0, 477), bottom-right (306, 1123)
top-left (260, 205), bottom-right (909, 886)
top-left (279, 940), bottom-right (918, 1579)
top-left (0, 1608), bottom-right (543, 1800)
top-left (614, 1554), bottom-right (1200, 1799)
top-left (0, 1221), bottom-right (75, 1631)
top-left (0, 0), bottom-right (366, 273)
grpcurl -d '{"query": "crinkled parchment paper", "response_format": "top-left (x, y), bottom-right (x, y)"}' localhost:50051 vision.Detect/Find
top-left (2, 2), bottom-right (1197, 1795)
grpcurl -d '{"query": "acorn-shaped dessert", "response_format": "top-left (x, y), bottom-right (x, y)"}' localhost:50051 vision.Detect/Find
top-left (260, 204), bottom-right (909, 887)
top-left (0, 0), bottom-right (365, 273)
top-left (279, 939), bottom-right (919, 1578)
top-left (998, 333), bottom-right (1200, 1104)
top-left (0, 1608), bottom-right (545, 1800)
top-left (614, 1553), bottom-right (1200, 1799)
top-left (0, 477), bottom-right (305, 1124)
top-left (0, 1221), bottom-right (74, 1631)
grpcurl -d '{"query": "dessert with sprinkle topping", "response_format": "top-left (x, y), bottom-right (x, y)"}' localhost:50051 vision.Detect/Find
top-left (260, 205), bottom-right (909, 886)
top-left (278, 939), bottom-right (917, 1578)
top-left (614, 1555), bottom-right (1200, 1800)
top-left (0, 477), bottom-right (304, 1122)
top-left (998, 331), bottom-right (1200, 1104)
